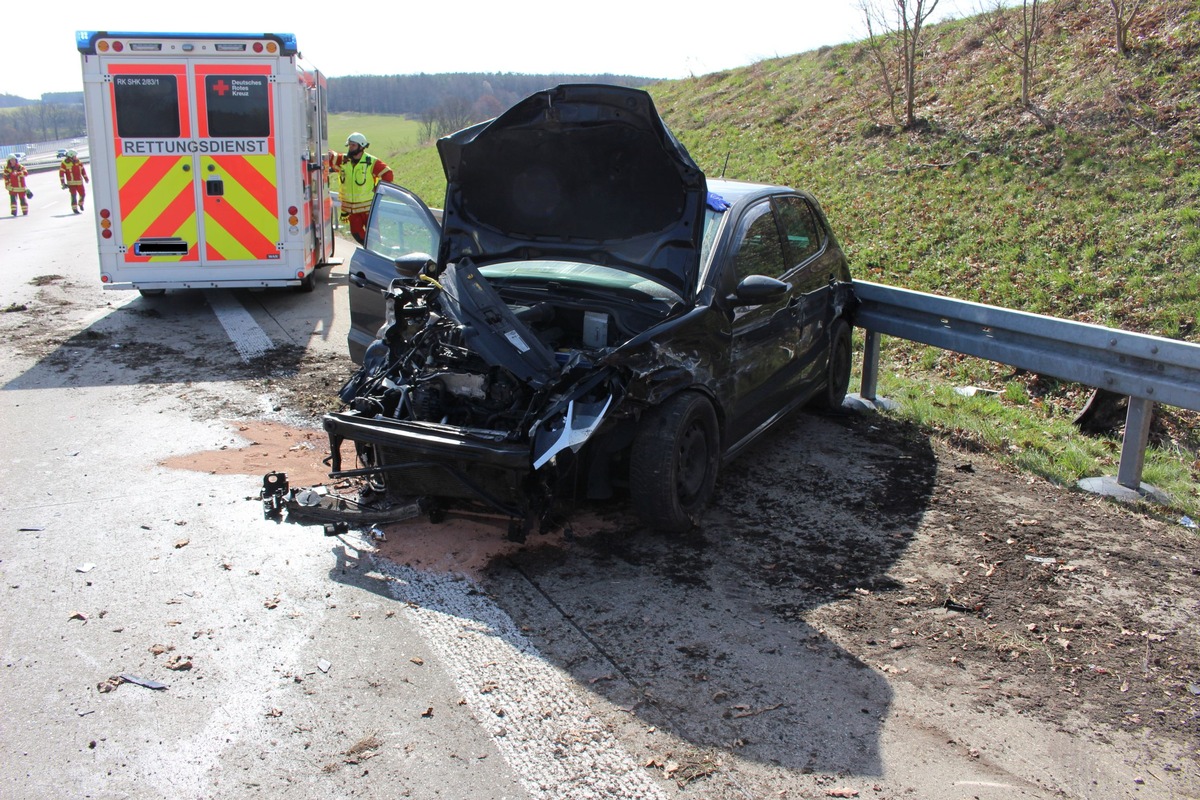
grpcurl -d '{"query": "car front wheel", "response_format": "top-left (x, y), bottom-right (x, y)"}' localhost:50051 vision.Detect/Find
top-left (630, 391), bottom-right (720, 532)
top-left (812, 317), bottom-right (852, 412)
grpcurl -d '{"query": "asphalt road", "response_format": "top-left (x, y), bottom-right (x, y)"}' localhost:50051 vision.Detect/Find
top-left (0, 167), bottom-right (1190, 799)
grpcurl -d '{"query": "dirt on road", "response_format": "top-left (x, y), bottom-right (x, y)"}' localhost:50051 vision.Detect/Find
top-left (6, 273), bottom-right (1197, 797)
top-left (174, 352), bottom-right (1200, 797)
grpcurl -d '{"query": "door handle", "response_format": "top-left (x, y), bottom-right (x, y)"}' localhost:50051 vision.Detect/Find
top-left (351, 272), bottom-right (367, 288)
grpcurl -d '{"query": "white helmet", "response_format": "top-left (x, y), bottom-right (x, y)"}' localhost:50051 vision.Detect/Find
top-left (66, 149), bottom-right (77, 158)
top-left (346, 132), bottom-right (368, 147)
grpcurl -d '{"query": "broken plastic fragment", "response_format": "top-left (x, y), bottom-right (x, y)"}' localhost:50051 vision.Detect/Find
top-left (119, 674), bottom-right (167, 690)
top-left (317, 658), bottom-right (331, 674)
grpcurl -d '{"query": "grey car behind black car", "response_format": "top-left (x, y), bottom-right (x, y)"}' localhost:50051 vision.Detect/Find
top-left (327, 84), bottom-right (856, 538)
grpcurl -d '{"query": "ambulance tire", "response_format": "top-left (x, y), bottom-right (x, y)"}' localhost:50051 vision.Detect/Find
top-left (138, 289), bottom-right (166, 298)
top-left (297, 273), bottom-right (316, 293)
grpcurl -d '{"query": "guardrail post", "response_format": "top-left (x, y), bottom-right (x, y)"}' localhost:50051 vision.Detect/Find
top-left (860, 330), bottom-right (881, 402)
top-left (1117, 396), bottom-right (1154, 490)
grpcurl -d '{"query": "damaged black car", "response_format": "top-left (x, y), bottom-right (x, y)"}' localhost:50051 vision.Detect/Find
top-left (324, 84), bottom-right (856, 537)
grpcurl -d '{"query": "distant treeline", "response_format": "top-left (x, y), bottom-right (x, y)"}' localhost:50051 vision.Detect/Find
top-left (1, 91), bottom-right (84, 108)
top-left (327, 73), bottom-right (657, 140)
top-left (0, 101), bottom-right (86, 146)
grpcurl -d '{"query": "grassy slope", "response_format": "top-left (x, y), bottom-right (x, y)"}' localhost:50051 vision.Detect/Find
top-left (333, 0), bottom-right (1200, 513)
top-left (649, 0), bottom-right (1199, 515)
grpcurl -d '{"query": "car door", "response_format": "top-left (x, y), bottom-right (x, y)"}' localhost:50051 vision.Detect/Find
top-left (346, 183), bottom-right (441, 363)
top-left (724, 199), bottom-right (803, 445)
top-left (774, 194), bottom-right (837, 392)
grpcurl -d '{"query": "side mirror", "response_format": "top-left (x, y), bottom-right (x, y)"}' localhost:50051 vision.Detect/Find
top-left (393, 252), bottom-right (435, 277)
top-left (731, 275), bottom-right (790, 306)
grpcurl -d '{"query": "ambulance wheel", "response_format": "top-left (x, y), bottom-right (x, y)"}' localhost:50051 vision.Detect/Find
top-left (297, 273), bottom-right (316, 293)
top-left (138, 289), bottom-right (165, 298)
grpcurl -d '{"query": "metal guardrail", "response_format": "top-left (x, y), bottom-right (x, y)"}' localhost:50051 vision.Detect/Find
top-left (852, 280), bottom-right (1200, 501)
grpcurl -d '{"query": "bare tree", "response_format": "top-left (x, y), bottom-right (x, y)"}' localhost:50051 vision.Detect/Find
top-left (1110, 0), bottom-right (1144, 56)
top-left (981, 0), bottom-right (1049, 106)
top-left (860, 0), bottom-right (943, 129)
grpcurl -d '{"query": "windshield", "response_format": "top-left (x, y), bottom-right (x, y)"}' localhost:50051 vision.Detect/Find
top-left (479, 261), bottom-right (682, 302)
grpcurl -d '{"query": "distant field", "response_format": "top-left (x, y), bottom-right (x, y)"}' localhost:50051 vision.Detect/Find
top-left (326, 113), bottom-right (424, 159)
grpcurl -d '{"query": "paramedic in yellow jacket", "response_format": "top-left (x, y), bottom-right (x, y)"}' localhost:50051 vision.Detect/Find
top-left (328, 132), bottom-right (393, 244)
top-left (58, 150), bottom-right (89, 214)
top-left (4, 154), bottom-right (30, 216)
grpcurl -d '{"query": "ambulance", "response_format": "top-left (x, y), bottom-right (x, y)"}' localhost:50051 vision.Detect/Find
top-left (76, 31), bottom-right (338, 293)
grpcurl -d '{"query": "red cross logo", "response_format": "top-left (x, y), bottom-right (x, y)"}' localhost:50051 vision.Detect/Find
top-left (213, 79), bottom-right (230, 96)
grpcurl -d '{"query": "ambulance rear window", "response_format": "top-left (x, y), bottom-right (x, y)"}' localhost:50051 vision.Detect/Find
top-left (206, 75), bottom-right (270, 138)
top-left (114, 75), bottom-right (181, 138)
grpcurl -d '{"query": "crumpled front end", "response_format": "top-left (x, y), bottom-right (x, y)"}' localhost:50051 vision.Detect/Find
top-left (323, 264), bottom-right (627, 528)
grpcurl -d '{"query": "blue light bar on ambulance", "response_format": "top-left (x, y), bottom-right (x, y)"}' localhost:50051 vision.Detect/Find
top-left (75, 31), bottom-right (299, 56)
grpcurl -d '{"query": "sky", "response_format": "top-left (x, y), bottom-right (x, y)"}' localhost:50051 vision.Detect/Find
top-left (5, 0), bottom-right (979, 100)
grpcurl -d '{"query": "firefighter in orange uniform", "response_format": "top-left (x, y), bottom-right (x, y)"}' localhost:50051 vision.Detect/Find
top-left (59, 150), bottom-right (89, 214)
top-left (4, 154), bottom-right (30, 216)
top-left (327, 132), bottom-right (393, 244)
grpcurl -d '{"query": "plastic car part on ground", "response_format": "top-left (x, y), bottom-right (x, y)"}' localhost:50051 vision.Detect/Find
top-left (259, 471), bottom-right (424, 526)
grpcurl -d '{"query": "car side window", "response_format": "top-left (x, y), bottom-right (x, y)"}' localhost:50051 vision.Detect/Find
top-left (366, 191), bottom-right (438, 260)
top-left (775, 195), bottom-right (824, 267)
top-left (731, 203), bottom-right (786, 283)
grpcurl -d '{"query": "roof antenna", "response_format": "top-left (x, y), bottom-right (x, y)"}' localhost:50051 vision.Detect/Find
top-left (720, 152), bottom-right (730, 179)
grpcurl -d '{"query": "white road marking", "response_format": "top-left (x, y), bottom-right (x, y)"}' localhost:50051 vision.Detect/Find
top-left (204, 290), bottom-right (274, 362)
top-left (376, 559), bottom-right (669, 800)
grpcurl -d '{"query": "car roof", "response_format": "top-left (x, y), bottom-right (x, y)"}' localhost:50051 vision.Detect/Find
top-left (707, 177), bottom-right (798, 205)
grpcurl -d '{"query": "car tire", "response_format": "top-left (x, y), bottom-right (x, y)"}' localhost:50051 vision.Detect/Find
top-left (812, 317), bottom-right (852, 412)
top-left (630, 391), bottom-right (720, 532)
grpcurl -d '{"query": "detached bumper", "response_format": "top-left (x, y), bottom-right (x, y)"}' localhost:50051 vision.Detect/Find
top-left (322, 411), bottom-right (534, 515)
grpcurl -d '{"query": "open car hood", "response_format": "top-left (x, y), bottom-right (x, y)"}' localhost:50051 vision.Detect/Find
top-left (436, 84), bottom-right (707, 301)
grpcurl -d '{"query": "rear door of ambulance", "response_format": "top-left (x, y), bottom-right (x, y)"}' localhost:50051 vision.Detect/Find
top-left (90, 36), bottom-right (287, 288)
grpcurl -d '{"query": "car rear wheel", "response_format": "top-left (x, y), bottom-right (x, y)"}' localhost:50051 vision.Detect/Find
top-left (812, 318), bottom-right (852, 412)
top-left (630, 391), bottom-right (720, 532)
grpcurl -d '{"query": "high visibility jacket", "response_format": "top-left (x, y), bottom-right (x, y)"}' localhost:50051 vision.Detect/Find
top-left (59, 158), bottom-right (88, 186)
top-left (332, 152), bottom-right (393, 213)
top-left (3, 161), bottom-right (27, 192)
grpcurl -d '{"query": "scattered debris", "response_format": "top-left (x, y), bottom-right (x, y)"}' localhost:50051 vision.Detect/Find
top-left (266, 707), bottom-right (284, 718)
top-left (955, 386), bottom-right (1000, 397)
top-left (265, 595), bottom-right (280, 609)
top-left (164, 655), bottom-right (192, 670)
top-left (17, 526), bottom-right (44, 532)
top-left (1180, 516), bottom-right (1198, 530)
top-left (149, 644), bottom-right (174, 656)
top-left (343, 734), bottom-right (383, 764)
top-left (1025, 555), bottom-right (1057, 565)
top-left (647, 752), bottom-right (720, 788)
top-left (943, 598), bottom-right (976, 613)
top-left (317, 658), bottom-right (332, 674)
top-left (730, 703), bottom-right (783, 719)
top-left (826, 789), bottom-right (860, 798)
top-left (118, 674), bottom-right (167, 690)
top-left (76, 563), bottom-right (96, 573)
top-left (260, 471), bottom-right (423, 526)
top-left (96, 676), bottom-right (123, 693)
top-left (420, 707), bottom-right (434, 718)
top-left (410, 657), bottom-right (424, 666)
top-left (174, 538), bottom-right (189, 548)
top-left (69, 611), bottom-right (88, 622)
